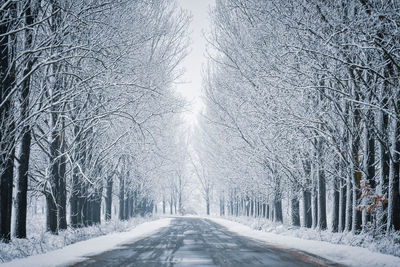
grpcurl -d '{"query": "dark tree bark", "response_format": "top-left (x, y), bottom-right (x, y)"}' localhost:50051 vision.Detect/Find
top-left (58, 150), bottom-right (67, 230)
top-left (105, 175), bottom-right (113, 221)
top-left (350, 76), bottom-right (362, 233)
top-left (15, 0), bottom-right (37, 239)
top-left (302, 158), bottom-right (312, 228)
top-left (47, 128), bottom-right (61, 233)
top-left (119, 174), bottom-right (125, 220)
top-left (338, 176), bottom-right (346, 232)
top-left (291, 196), bottom-right (300, 226)
top-left (332, 176), bottom-right (340, 232)
top-left (170, 195), bottom-right (173, 215)
top-left (312, 171), bottom-right (318, 229)
top-left (46, 193), bottom-right (58, 234)
top-left (86, 198), bottom-right (93, 226)
top-left (0, 148), bottom-right (15, 242)
top-left (388, 103), bottom-right (400, 231)
top-left (124, 190), bottom-right (129, 220)
top-left (70, 124), bottom-right (81, 227)
top-left (162, 197), bottom-right (166, 214)
top-left (129, 193), bottom-right (134, 218)
top-left (0, 1), bottom-right (17, 243)
top-left (262, 203), bottom-right (266, 218)
top-left (250, 199), bottom-right (254, 216)
top-left (174, 199), bottom-right (177, 214)
top-left (15, 130), bottom-right (31, 238)
top-left (378, 85), bottom-right (390, 228)
top-left (45, 0), bottom-right (65, 234)
top-left (206, 200), bottom-right (210, 215)
top-left (220, 194), bottom-right (225, 216)
top-left (302, 189), bottom-right (312, 228)
top-left (345, 173), bottom-right (353, 232)
top-left (70, 165), bottom-right (80, 227)
top-left (363, 112), bottom-right (375, 225)
top-left (274, 192), bottom-right (283, 223)
top-left (317, 145), bottom-right (327, 230)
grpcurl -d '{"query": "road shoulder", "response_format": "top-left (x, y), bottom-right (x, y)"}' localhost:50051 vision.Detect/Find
top-left (209, 217), bottom-right (400, 267)
top-left (0, 218), bottom-right (172, 267)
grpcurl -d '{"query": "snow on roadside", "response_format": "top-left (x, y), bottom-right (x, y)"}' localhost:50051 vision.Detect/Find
top-left (0, 218), bottom-right (171, 267)
top-left (209, 217), bottom-right (400, 267)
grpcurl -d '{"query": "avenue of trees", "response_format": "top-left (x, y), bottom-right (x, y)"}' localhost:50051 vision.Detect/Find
top-left (0, 0), bottom-right (189, 242)
top-left (201, 0), bottom-right (400, 234)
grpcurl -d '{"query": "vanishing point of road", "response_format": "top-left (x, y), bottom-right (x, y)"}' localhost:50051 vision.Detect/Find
top-left (72, 217), bottom-right (340, 267)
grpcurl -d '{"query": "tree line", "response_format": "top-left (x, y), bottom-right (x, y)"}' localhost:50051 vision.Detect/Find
top-left (0, 0), bottom-right (189, 242)
top-left (200, 0), bottom-right (400, 234)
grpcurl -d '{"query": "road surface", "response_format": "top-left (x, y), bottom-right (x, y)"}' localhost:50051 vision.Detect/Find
top-left (72, 217), bottom-right (340, 267)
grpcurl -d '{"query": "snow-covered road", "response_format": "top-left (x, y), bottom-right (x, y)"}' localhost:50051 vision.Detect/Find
top-left (3, 217), bottom-right (400, 267)
top-left (209, 217), bottom-right (400, 267)
top-left (70, 217), bottom-right (336, 266)
top-left (0, 218), bottom-right (172, 267)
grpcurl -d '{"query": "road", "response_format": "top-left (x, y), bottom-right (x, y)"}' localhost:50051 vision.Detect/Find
top-left (72, 217), bottom-right (340, 267)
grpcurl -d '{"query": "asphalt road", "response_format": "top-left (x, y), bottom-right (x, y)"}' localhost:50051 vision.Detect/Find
top-left (72, 217), bottom-right (340, 267)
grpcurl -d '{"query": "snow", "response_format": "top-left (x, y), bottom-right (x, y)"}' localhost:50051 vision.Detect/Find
top-left (0, 218), bottom-right (171, 267)
top-left (209, 217), bottom-right (400, 267)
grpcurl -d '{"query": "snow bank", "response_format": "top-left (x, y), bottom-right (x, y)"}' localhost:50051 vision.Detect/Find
top-left (210, 217), bottom-right (400, 267)
top-left (0, 215), bottom-right (161, 263)
top-left (1, 218), bottom-right (171, 267)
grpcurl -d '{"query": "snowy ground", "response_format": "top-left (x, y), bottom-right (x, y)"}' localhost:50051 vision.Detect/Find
top-left (0, 218), bottom-right (171, 267)
top-left (210, 217), bottom-right (400, 267)
top-left (3, 216), bottom-right (399, 266)
top-left (0, 217), bottom-right (170, 266)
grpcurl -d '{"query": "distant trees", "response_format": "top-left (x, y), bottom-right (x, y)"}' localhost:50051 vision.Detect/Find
top-left (0, 0), bottom-right (189, 242)
top-left (201, 0), bottom-right (400, 235)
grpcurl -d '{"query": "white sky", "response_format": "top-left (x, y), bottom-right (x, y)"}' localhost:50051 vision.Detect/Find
top-left (175, 0), bottom-right (216, 214)
top-left (176, 0), bottom-right (215, 124)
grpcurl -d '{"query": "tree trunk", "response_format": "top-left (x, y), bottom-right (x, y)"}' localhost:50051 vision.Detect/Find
top-left (291, 196), bottom-right (300, 226)
top-left (250, 199), bottom-right (254, 216)
top-left (47, 125), bottom-right (60, 233)
top-left (105, 176), bottom-right (113, 221)
top-left (332, 176), bottom-right (340, 232)
top-left (58, 151), bottom-right (67, 230)
top-left (170, 195), bottom-right (173, 215)
top-left (302, 159), bottom-right (312, 228)
top-left (46, 193), bottom-right (58, 234)
top-left (15, 0), bottom-right (36, 238)
top-left (274, 197), bottom-right (283, 223)
top-left (302, 189), bottom-right (312, 228)
top-left (338, 176), bottom-right (346, 232)
top-left (70, 166), bottom-right (80, 227)
top-left (174, 199), bottom-right (177, 214)
top-left (262, 203), bottom-right (266, 218)
top-left (162, 196), bottom-right (166, 214)
top-left (0, 148), bottom-right (15, 242)
top-left (378, 92), bottom-right (390, 229)
top-left (311, 166), bottom-right (318, 228)
top-left (124, 190), bottom-right (129, 220)
top-left (130, 195), bottom-right (135, 217)
top-left (345, 172), bottom-right (353, 232)
top-left (317, 144), bottom-right (327, 230)
top-left (351, 103), bottom-right (362, 233)
top-left (387, 109), bottom-right (400, 231)
top-left (119, 175), bottom-right (125, 220)
top-left (15, 128), bottom-right (31, 238)
top-left (363, 114), bottom-right (375, 226)
top-left (0, 1), bottom-right (17, 243)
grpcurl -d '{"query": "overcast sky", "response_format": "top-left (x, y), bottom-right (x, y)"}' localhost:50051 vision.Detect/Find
top-left (176, 0), bottom-right (215, 123)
